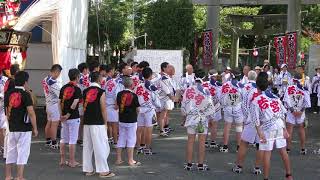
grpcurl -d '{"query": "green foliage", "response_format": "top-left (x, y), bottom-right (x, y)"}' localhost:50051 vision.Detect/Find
top-left (145, 0), bottom-right (195, 49)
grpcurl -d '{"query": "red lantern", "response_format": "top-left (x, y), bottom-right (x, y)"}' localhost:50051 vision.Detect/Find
top-left (253, 49), bottom-right (258, 57)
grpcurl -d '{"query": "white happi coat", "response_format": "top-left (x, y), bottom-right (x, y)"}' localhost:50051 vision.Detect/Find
top-left (135, 80), bottom-right (161, 114)
top-left (220, 80), bottom-right (244, 116)
top-left (283, 84), bottom-right (311, 119)
top-left (78, 73), bottom-right (90, 92)
top-left (181, 84), bottom-right (215, 129)
top-left (311, 74), bottom-right (320, 106)
top-left (103, 76), bottom-right (118, 107)
top-left (158, 73), bottom-right (175, 110)
top-left (180, 73), bottom-right (195, 93)
top-left (42, 75), bottom-right (61, 106)
top-left (202, 79), bottom-right (222, 118)
top-left (0, 75), bottom-right (8, 114)
top-left (278, 71), bottom-right (292, 98)
top-left (251, 91), bottom-right (287, 132)
top-left (242, 81), bottom-right (258, 118)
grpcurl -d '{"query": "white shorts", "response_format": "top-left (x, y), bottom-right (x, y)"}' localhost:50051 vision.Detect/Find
top-left (78, 104), bottom-right (84, 116)
top-left (160, 100), bottom-right (174, 111)
top-left (0, 112), bottom-right (7, 129)
top-left (224, 108), bottom-right (244, 124)
top-left (241, 125), bottom-right (259, 144)
top-left (6, 132), bottom-right (32, 165)
top-left (286, 112), bottom-right (305, 125)
top-left (60, 118), bottom-right (80, 145)
top-left (46, 103), bottom-right (60, 122)
top-left (117, 122), bottom-right (137, 148)
top-left (107, 106), bottom-right (119, 123)
top-left (208, 110), bottom-right (222, 122)
top-left (259, 129), bottom-right (286, 151)
top-left (137, 110), bottom-right (156, 127)
top-left (187, 126), bottom-right (208, 135)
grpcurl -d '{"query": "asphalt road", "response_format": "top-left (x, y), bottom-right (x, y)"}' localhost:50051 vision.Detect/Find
top-left (1, 109), bottom-right (320, 180)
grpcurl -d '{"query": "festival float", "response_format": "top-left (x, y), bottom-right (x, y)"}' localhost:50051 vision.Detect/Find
top-left (0, 0), bottom-right (31, 72)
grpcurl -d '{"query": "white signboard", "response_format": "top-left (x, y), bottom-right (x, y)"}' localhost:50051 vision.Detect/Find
top-left (134, 49), bottom-right (184, 79)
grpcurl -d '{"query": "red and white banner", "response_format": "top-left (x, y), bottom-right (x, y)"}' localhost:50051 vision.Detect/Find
top-left (274, 36), bottom-right (287, 66)
top-left (202, 30), bottom-right (213, 66)
top-left (286, 32), bottom-right (297, 70)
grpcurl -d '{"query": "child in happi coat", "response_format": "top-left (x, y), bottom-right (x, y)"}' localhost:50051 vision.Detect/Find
top-left (202, 69), bottom-right (222, 149)
top-left (220, 69), bottom-right (245, 152)
top-left (233, 70), bottom-right (263, 175)
top-left (284, 73), bottom-right (311, 155)
top-left (181, 70), bottom-right (215, 171)
top-left (251, 72), bottom-right (293, 180)
top-left (135, 67), bottom-right (161, 155)
top-left (42, 64), bottom-right (62, 149)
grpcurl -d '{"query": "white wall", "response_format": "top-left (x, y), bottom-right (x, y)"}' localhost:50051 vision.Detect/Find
top-left (24, 43), bottom-right (53, 106)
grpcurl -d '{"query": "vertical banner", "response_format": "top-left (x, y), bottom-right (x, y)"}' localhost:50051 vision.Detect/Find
top-left (193, 33), bottom-right (198, 65)
top-left (286, 32), bottom-right (297, 70)
top-left (202, 30), bottom-right (213, 66)
top-left (274, 36), bottom-right (287, 66)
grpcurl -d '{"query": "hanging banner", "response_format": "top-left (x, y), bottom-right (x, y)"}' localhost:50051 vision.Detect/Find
top-left (274, 36), bottom-right (287, 66)
top-left (202, 30), bottom-right (213, 66)
top-left (286, 32), bottom-right (297, 70)
top-left (193, 33), bottom-right (198, 65)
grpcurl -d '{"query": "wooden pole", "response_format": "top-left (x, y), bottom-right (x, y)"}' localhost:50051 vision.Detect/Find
top-left (207, 5), bottom-right (220, 70)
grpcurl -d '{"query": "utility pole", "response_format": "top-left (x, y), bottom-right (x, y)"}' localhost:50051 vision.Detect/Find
top-left (207, 4), bottom-right (220, 70)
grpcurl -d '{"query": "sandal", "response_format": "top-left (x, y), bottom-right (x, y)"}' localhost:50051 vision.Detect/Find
top-left (85, 171), bottom-right (95, 176)
top-left (128, 161), bottom-right (141, 167)
top-left (99, 172), bottom-right (115, 178)
top-left (67, 161), bottom-right (82, 168)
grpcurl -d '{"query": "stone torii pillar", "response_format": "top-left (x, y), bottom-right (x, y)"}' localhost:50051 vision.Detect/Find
top-left (288, 0), bottom-right (302, 64)
top-left (206, 5), bottom-right (220, 70)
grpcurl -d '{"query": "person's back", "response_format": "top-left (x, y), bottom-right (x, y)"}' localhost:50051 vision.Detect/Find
top-left (117, 89), bottom-right (140, 123)
top-left (83, 86), bottom-right (104, 125)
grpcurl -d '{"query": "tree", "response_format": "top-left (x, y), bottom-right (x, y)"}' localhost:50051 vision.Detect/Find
top-left (145, 0), bottom-right (195, 49)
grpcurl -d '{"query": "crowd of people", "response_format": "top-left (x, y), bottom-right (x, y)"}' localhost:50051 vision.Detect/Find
top-left (0, 59), bottom-right (320, 180)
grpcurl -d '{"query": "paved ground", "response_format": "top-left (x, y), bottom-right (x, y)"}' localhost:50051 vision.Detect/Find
top-left (1, 109), bottom-right (320, 180)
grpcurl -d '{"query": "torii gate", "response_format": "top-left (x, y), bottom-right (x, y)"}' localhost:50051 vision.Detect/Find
top-left (192, 0), bottom-right (320, 69)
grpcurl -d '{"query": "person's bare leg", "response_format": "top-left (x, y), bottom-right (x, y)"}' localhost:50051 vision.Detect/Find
top-left (263, 151), bottom-right (271, 180)
top-left (235, 123), bottom-right (243, 146)
top-left (279, 147), bottom-right (292, 177)
top-left (145, 127), bottom-right (153, 148)
top-left (17, 165), bottom-right (25, 180)
top-left (136, 127), bottom-right (143, 147)
top-left (186, 134), bottom-right (195, 163)
top-left (78, 116), bottom-right (84, 141)
top-left (59, 143), bottom-right (66, 165)
top-left (210, 121), bottom-right (218, 141)
top-left (298, 124), bottom-right (306, 150)
top-left (45, 121), bottom-right (51, 140)
top-left (236, 140), bottom-right (249, 166)
top-left (69, 144), bottom-right (79, 166)
top-left (223, 122), bottom-right (232, 146)
top-left (5, 164), bottom-right (12, 180)
top-left (0, 129), bottom-right (4, 148)
top-left (107, 123), bottom-right (112, 141)
top-left (255, 149), bottom-right (263, 168)
top-left (50, 121), bottom-right (59, 143)
top-left (159, 110), bottom-right (167, 133)
top-left (140, 127), bottom-right (146, 145)
top-left (112, 123), bottom-right (119, 143)
top-left (286, 123), bottom-right (294, 150)
top-left (116, 148), bottom-right (123, 164)
top-left (198, 134), bottom-right (206, 164)
top-left (127, 148), bottom-right (136, 165)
